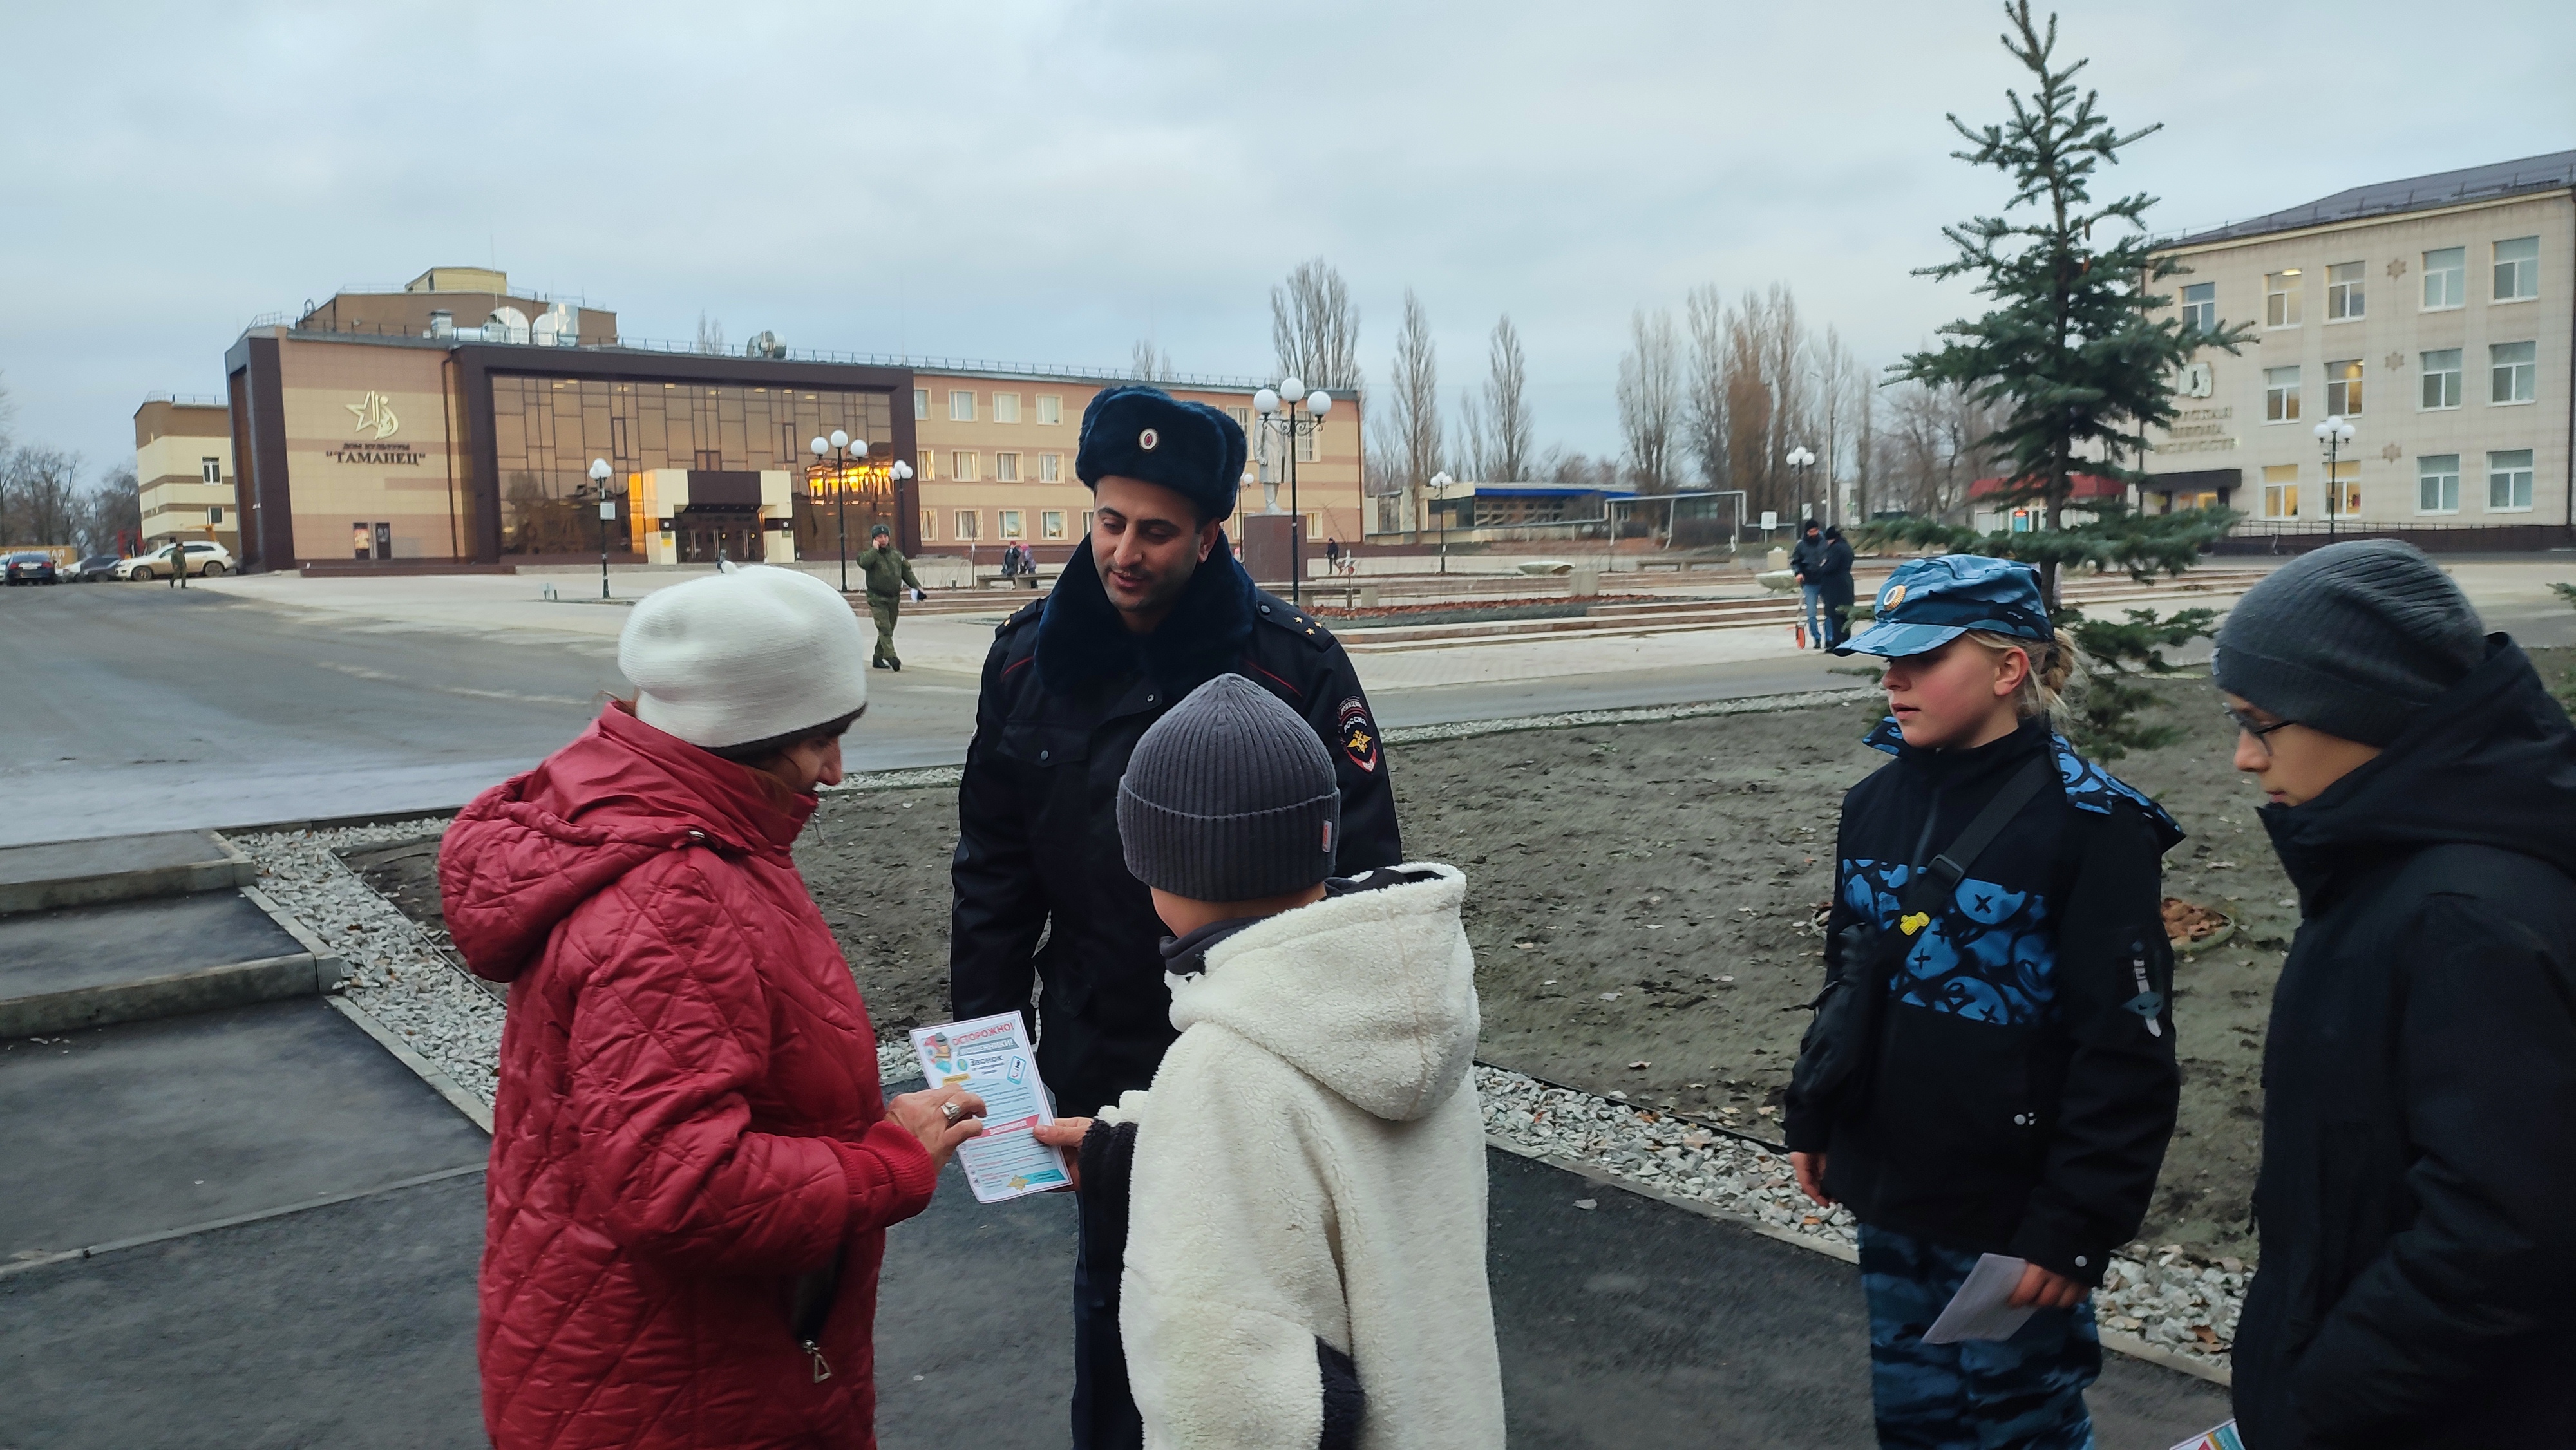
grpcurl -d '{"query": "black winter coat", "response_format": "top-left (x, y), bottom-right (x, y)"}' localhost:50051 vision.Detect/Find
top-left (1789, 533), bottom-right (1828, 579)
top-left (1814, 538), bottom-right (1857, 608)
top-left (1783, 716), bottom-right (2184, 1282)
top-left (948, 536), bottom-right (1403, 1116)
top-left (2232, 637), bottom-right (2576, 1450)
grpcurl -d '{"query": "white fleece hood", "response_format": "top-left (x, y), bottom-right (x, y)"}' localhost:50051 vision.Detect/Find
top-left (1166, 863), bottom-right (1479, 1124)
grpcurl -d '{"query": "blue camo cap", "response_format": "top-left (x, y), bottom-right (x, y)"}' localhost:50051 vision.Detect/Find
top-left (1832, 554), bottom-right (2052, 659)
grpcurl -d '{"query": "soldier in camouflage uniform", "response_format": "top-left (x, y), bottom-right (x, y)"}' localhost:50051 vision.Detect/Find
top-left (855, 524), bottom-right (924, 671)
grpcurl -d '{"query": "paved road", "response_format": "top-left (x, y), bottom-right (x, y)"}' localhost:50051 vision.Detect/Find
top-left (7, 573), bottom-right (2571, 847)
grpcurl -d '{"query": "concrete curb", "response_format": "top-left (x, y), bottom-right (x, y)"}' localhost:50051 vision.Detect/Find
top-left (325, 994), bottom-right (495, 1135)
top-left (0, 952), bottom-right (341, 1038)
top-left (1483, 1135), bottom-right (2233, 1388)
top-left (0, 834), bottom-right (256, 917)
top-left (0, 1163), bottom-right (486, 1281)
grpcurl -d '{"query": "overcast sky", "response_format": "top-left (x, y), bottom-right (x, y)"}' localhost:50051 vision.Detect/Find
top-left (5, 1), bottom-right (2571, 480)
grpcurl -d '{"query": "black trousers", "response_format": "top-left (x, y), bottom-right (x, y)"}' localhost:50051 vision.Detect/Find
top-left (1072, 1204), bottom-right (1142, 1449)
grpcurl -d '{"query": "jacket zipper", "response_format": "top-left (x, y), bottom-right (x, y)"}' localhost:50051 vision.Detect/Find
top-left (800, 1337), bottom-right (832, 1383)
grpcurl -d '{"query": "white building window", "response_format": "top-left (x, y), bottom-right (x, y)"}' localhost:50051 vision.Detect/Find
top-left (1035, 395), bottom-right (1062, 425)
top-left (1296, 426), bottom-right (1320, 464)
top-left (2325, 261), bottom-right (2364, 321)
top-left (207, 505), bottom-right (225, 525)
top-left (2264, 366), bottom-right (2302, 422)
top-left (917, 449), bottom-right (935, 482)
top-left (954, 509), bottom-right (981, 540)
top-left (2180, 282), bottom-right (2215, 333)
top-left (2264, 270), bottom-right (2302, 327)
top-left (2420, 350), bottom-right (2463, 410)
top-left (994, 393), bottom-right (1021, 424)
top-left (920, 507), bottom-right (936, 540)
top-left (994, 452), bottom-right (1020, 482)
top-left (1226, 404), bottom-right (1252, 434)
top-left (1081, 510), bottom-right (1095, 538)
top-left (1038, 452), bottom-right (1061, 483)
top-left (914, 388), bottom-right (929, 420)
top-left (2488, 450), bottom-right (2535, 511)
top-left (2326, 461), bottom-right (2360, 520)
top-left (951, 450), bottom-right (980, 482)
top-left (2416, 455), bottom-right (2460, 514)
top-left (2262, 464), bottom-right (2300, 519)
top-left (1041, 509), bottom-right (1067, 540)
top-left (200, 456), bottom-right (222, 485)
top-left (2490, 341), bottom-right (2536, 404)
top-left (2422, 248), bottom-right (2465, 310)
top-left (949, 390), bottom-right (976, 422)
top-left (2324, 359), bottom-right (2363, 417)
top-left (2493, 236), bottom-right (2539, 301)
top-left (999, 509), bottom-right (1025, 540)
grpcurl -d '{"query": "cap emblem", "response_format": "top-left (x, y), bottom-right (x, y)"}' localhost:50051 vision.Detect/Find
top-left (1138, 428), bottom-right (1159, 451)
top-left (1880, 583), bottom-right (1907, 610)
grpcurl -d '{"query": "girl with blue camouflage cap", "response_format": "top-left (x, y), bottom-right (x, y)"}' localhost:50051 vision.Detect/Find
top-left (1783, 553), bottom-right (2184, 1449)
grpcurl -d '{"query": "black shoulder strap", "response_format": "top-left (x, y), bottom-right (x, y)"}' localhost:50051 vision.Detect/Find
top-left (1900, 755), bottom-right (2056, 916)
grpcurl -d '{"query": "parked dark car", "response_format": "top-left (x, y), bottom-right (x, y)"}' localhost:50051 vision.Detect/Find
top-left (4, 553), bottom-right (60, 585)
top-left (66, 554), bottom-right (122, 582)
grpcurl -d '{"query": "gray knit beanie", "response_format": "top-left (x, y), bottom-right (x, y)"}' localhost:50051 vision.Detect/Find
top-left (2212, 540), bottom-right (2485, 746)
top-left (1117, 673), bottom-right (1340, 903)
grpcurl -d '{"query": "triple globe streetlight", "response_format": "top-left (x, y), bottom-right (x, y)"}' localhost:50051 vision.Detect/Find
top-left (2313, 416), bottom-right (2356, 536)
top-left (810, 430), bottom-right (870, 592)
top-left (1251, 377), bottom-right (1334, 604)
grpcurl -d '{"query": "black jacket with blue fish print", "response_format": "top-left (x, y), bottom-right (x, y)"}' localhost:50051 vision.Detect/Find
top-left (1784, 715), bottom-right (2184, 1284)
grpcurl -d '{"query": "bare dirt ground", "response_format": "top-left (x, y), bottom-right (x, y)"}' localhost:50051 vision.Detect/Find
top-left (366, 646), bottom-right (2571, 1262)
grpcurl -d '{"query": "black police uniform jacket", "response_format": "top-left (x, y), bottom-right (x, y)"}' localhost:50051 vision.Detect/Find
top-left (1783, 715), bottom-right (2184, 1284)
top-left (2231, 638), bottom-right (2576, 1450)
top-left (949, 534), bottom-right (1403, 1116)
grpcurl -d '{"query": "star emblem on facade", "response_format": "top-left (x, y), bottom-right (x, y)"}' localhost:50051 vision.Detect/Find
top-left (2386, 352), bottom-right (2404, 371)
top-left (345, 391), bottom-right (400, 440)
top-left (2380, 442), bottom-right (2403, 462)
top-left (2386, 258), bottom-right (2409, 279)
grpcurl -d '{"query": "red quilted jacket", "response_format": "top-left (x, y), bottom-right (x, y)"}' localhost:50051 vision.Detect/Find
top-left (440, 702), bottom-right (934, 1450)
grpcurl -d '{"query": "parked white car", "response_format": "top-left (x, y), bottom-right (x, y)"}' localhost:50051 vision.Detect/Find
top-left (118, 541), bottom-right (234, 581)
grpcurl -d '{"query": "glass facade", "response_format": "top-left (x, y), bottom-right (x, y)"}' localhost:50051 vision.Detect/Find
top-left (487, 376), bottom-right (892, 556)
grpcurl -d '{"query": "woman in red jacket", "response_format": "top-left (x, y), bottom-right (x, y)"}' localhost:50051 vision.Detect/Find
top-left (440, 564), bottom-right (985, 1450)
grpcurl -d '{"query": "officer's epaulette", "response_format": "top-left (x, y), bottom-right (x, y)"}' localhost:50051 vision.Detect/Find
top-left (995, 598), bottom-right (1044, 639)
top-left (1252, 593), bottom-right (1336, 650)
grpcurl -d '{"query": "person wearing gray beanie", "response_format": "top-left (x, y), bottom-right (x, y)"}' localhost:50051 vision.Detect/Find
top-left (2211, 540), bottom-right (2485, 748)
top-left (1117, 673), bottom-right (1340, 906)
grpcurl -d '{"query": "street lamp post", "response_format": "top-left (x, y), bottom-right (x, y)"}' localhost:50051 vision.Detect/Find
top-left (810, 430), bottom-right (869, 591)
top-left (1253, 378), bottom-right (1335, 604)
top-left (1428, 471), bottom-right (1454, 573)
top-left (889, 458), bottom-right (913, 560)
top-left (1785, 446), bottom-right (1818, 531)
top-left (2313, 417), bottom-right (2355, 537)
top-left (583, 457), bottom-right (617, 599)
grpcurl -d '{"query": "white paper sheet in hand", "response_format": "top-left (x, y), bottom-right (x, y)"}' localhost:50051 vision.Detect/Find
top-left (1920, 1253), bottom-right (2040, 1344)
top-left (909, 1013), bottom-right (1070, 1203)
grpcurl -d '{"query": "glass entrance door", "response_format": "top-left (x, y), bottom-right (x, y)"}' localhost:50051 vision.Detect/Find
top-left (675, 507), bottom-right (764, 564)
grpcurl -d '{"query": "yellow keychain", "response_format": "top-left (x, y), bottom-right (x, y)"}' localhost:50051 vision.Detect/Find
top-left (1900, 912), bottom-right (1931, 937)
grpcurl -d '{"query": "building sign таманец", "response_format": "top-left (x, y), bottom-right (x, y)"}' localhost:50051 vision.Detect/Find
top-left (328, 391), bottom-right (424, 466)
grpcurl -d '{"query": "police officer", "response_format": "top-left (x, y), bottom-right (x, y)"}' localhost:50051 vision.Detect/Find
top-left (950, 386), bottom-right (1401, 1448)
top-left (854, 523), bottom-right (923, 670)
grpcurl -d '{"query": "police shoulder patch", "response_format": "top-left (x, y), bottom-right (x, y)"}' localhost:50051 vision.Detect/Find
top-left (1252, 592), bottom-right (1337, 649)
top-left (996, 599), bottom-right (1044, 638)
top-left (1336, 695), bottom-right (1379, 773)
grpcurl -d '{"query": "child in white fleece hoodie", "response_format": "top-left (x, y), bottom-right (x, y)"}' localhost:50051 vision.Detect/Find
top-left (1035, 673), bottom-right (1505, 1450)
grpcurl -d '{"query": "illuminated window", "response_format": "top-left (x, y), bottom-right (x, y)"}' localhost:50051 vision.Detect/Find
top-left (2416, 455), bottom-right (2459, 514)
top-left (2324, 359), bottom-right (2363, 417)
top-left (2262, 464), bottom-right (2300, 519)
top-left (999, 509), bottom-right (1025, 540)
top-left (951, 451), bottom-right (980, 482)
top-left (2494, 236), bottom-right (2539, 301)
top-left (2490, 341), bottom-right (2536, 404)
top-left (2180, 282), bottom-right (2215, 333)
top-left (1038, 452), bottom-right (1061, 483)
top-left (954, 509), bottom-right (981, 540)
top-left (2325, 261), bottom-right (2364, 321)
top-left (993, 393), bottom-right (1021, 424)
top-left (2264, 366), bottom-right (2301, 422)
top-left (994, 452), bottom-right (1020, 482)
top-left (1041, 509), bottom-right (1067, 540)
top-left (2325, 460), bottom-right (2360, 519)
top-left (920, 507), bottom-right (936, 540)
top-left (1036, 395), bottom-right (1062, 425)
top-left (2488, 449), bottom-right (2535, 511)
top-left (2423, 248), bottom-right (2464, 309)
top-left (2420, 350), bottom-right (2462, 410)
top-left (917, 449), bottom-right (934, 480)
top-left (2264, 270), bottom-right (2302, 327)
top-left (949, 390), bottom-right (975, 422)
top-left (913, 389), bottom-right (929, 420)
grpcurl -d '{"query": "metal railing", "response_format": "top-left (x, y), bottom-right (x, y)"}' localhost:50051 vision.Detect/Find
top-left (142, 392), bottom-right (225, 407)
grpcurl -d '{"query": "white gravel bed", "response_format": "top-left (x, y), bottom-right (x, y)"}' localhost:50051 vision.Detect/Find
top-left (231, 823), bottom-right (505, 1109)
top-left (1472, 1063), bottom-right (2239, 1365)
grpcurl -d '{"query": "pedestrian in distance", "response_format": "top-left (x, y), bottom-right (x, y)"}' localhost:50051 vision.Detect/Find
top-left (167, 537), bottom-right (187, 588)
top-left (1790, 518), bottom-right (1828, 648)
top-left (949, 385), bottom-right (1403, 1448)
top-left (1784, 554), bottom-right (2183, 1450)
top-left (440, 565), bottom-right (985, 1450)
top-left (2211, 541), bottom-right (2576, 1450)
top-left (1032, 674), bottom-right (1506, 1448)
top-left (1817, 524), bottom-right (1857, 650)
top-left (1324, 535), bottom-right (1341, 576)
top-left (856, 523), bottom-right (924, 672)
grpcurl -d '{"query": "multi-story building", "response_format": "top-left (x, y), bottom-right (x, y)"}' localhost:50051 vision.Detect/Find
top-left (905, 368), bottom-right (1363, 566)
top-left (2146, 151), bottom-right (2572, 547)
top-left (200, 267), bottom-right (1360, 574)
top-left (134, 395), bottom-right (238, 551)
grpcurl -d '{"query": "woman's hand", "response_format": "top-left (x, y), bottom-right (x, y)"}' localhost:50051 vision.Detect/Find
top-left (886, 1088), bottom-right (988, 1171)
top-left (1033, 1117), bottom-right (1092, 1191)
top-left (2005, 1262), bottom-right (2088, 1310)
top-left (1790, 1151), bottom-right (1833, 1208)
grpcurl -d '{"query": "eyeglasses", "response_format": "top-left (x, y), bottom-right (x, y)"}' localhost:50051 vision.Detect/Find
top-left (2222, 704), bottom-right (2296, 757)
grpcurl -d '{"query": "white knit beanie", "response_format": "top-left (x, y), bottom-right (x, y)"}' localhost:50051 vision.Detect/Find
top-left (619, 566), bottom-right (869, 750)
